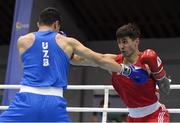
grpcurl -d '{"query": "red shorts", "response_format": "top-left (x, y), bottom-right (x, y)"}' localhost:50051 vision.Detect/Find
top-left (127, 105), bottom-right (169, 122)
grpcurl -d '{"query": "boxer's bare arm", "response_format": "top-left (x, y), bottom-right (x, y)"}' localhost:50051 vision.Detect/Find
top-left (70, 54), bottom-right (98, 66)
top-left (68, 38), bottom-right (121, 72)
top-left (56, 34), bottom-right (119, 70)
top-left (70, 54), bottom-right (117, 67)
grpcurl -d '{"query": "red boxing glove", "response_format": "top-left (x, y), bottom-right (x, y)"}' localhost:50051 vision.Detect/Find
top-left (140, 49), bottom-right (166, 80)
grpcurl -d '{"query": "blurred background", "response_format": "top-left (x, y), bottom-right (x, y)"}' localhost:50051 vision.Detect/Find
top-left (0, 0), bottom-right (180, 122)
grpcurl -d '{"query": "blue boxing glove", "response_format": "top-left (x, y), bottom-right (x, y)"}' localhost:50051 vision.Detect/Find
top-left (119, 64), bottom-right (149, 84)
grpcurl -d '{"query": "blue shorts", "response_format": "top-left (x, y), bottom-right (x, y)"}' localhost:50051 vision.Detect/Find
top-left (0, 92), bottom-right (71, 122)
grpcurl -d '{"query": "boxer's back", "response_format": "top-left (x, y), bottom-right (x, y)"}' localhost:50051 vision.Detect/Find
top-left (21, 31), bottom-right (70, 89)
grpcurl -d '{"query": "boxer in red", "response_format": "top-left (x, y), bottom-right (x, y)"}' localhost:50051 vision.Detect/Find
top-left (111, 23), bottom-right (170, 122)
top-left (74, 23), bottom-right (170, 122)
top-left (70, 23), bottom-right (170, 122)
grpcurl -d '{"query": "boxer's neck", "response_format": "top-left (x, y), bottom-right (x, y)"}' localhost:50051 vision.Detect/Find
top-left (123, 50), bottom-right (140, 65)
top-left (38, 25), bottom-right (54, 32)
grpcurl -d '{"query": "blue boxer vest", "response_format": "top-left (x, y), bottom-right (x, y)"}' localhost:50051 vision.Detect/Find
top-left (21, 31), bottom-right (70, 89)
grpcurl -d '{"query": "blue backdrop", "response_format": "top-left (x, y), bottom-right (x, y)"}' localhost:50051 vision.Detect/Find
top-left (2, 0), bottom-right (33, 105)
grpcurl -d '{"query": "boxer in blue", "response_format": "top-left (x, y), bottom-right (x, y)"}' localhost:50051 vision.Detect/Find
top-left (0, 7), bottom-right (148, 122)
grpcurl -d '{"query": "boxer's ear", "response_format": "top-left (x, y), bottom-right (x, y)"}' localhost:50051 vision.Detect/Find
top-left (37, 22), bottom-right (40, 28)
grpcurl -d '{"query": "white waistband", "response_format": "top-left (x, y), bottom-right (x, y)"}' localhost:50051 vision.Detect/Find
top-left (128, 101), bottom-right (161, 118)
top-left (20, 85), bottom-right (63, 97)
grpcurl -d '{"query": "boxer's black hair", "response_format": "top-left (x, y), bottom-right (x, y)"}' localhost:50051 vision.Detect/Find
top-left (38, 7), bottom-right (61, 26)
top-left (116, 23), bottom-right (141, 40)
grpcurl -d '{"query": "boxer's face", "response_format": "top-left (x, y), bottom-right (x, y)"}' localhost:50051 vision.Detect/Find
top-left (117, 36), bottom-right (139, 57)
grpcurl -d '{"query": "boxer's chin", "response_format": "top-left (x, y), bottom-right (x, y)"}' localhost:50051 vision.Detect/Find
top-left (122, 52), bottom-right (129, 57)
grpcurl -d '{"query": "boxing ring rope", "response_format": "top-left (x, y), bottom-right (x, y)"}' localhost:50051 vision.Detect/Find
top-left (0, 85), bottom-right (180, 123)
